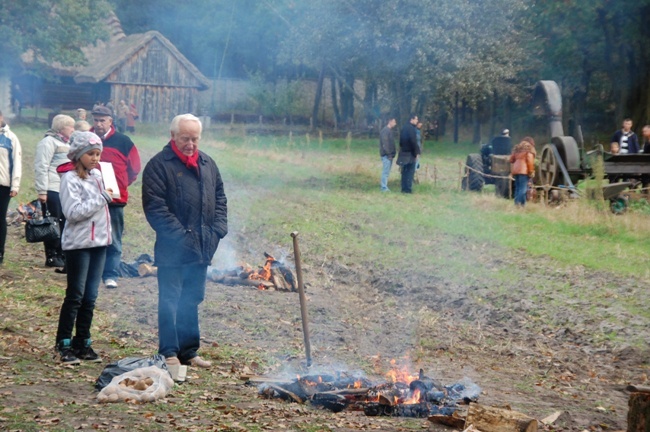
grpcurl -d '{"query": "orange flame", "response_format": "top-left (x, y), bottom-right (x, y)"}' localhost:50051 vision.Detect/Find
top-left (248, 255), bottom-right (276, 289)
top-left (402, 388), bottom-right (421, 405)
top-left (385, 363), bottom-right (418, 385)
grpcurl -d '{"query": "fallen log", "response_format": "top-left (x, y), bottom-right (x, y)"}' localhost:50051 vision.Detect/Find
top-left (261, 383), bottom-right (304, 404)
top-left (210, 275), bottom-right (275, 288)
top-left (465, 403), bottom-right (538, 432)
top-left (315, 388), bottom-right (370, 396)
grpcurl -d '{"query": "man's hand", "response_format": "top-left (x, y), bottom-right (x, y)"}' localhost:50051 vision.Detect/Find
top-left (10, 191), bottom-right (18, 198)
top-left (38, 194), bottom-right (47, 203)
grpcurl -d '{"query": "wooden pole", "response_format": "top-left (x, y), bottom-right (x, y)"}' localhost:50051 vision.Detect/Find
top-left (459, 161), bottom-right (463, 191)
top-left (290, 232), bottom-right (312, 367)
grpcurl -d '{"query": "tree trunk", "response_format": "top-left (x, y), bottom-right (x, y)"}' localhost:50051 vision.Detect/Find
top-left (490, 91), bottom-right (497, 139)
top-left (338, 71), bottom-right (355, 127)
top-left (454, 92), bottom-right (459, 144)
top-left (331, 75), bottom-right (340, 129)
top-left (364, 78), bottom-right (378, 127)
top-left (472, 108), bottom-right (481, 145)
top-left (311, 64), bottom-right (326, 129)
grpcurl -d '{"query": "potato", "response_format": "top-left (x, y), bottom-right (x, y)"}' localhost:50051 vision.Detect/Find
top-left (134, 380), bottom-right (149, 391)
top-left (144, 377), bottom-right (154, 386)
top-left (107, 393), bottom-right (119, 402)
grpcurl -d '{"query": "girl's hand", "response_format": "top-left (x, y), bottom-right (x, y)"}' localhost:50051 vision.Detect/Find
top-left (106, 188), bottom-right (114, 196)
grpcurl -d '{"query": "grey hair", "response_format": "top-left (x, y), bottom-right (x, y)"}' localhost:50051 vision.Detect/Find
top-left (51, 114), bottom-right (75, 132)
top-left (170, 114), bottom-right (202, 136)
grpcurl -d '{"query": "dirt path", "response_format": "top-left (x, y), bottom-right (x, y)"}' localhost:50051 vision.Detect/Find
top-left (1, 220), bottom-right (648, 431)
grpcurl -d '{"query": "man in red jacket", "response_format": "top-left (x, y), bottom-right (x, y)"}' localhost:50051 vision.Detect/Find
top-left (91, 106), bottom-right (141, 288)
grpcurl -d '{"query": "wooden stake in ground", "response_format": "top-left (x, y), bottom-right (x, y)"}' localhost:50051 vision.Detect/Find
top-left (291, 231), bottom-right (312, 367)
top-left (465, 403), bottom-right (538, 432)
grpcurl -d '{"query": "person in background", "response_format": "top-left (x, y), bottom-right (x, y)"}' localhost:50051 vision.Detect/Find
top-left (116, 100), bottom-right (128, 133)
top-left (379, 117), bottom-right (396, 192)
top-left (105, 99), bottom-right (115, 118)
top-left (642, 125), bottom-right (650, 154)
top-left (126, 102), bottom-right (138, 134)
top-left (54, 131), bottom-right (113, 364)
top-left (415, 121), bottom-right (423, 171)
top-left (91, 106), bottom-right (141, 289)
top-left (396, 114), bottom-right (421, 193)
top-left (75, 120), bottom-right (91, 132)
top-left (610, 118), bottom-right (639, 154)
top-left (610, 142), bottom-right (620, 155)
top-left (34, 114), bottom-right (75, 270)
top-left (509, 136), bottom-right (536, 207)
top-left (76, 109), bottom-right (87, 121)
top-left (641, 125), bottom-right (650, 189)
top-left (0, 110), bottom-right (22, 265)
top-left (142, 114), bottom-right (228, 369)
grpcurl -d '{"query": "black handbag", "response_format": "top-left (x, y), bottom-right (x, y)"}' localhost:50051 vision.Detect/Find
top-left (25, 202), bottom-right (60, 243)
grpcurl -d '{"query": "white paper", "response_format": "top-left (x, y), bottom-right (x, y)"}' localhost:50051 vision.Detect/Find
top-left (99, 162), bottom-right (121, 199)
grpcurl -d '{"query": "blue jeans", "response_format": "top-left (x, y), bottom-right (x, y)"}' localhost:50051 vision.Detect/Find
top-left (157, 264), bottom-right (208, 362)
top-left (401, 162), bottom-right (416, 193)
top-left (380, 156), bottom-right (393, 191)
top-left (56, 247), bottom-right (107, 345)
top-left (103, 206), bottom-right (123, 281)
top-left (514, 174), bottom-right (529, 206)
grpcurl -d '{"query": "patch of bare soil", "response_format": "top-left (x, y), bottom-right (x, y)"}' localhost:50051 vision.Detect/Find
top-left (1, 223), bottom-right (649, 431)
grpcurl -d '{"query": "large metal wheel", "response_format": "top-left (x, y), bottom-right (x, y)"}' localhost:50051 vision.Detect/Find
top-left (539, 144), bottom-right (560, 186)
top-left (462, 153), bottom-right (484, 191)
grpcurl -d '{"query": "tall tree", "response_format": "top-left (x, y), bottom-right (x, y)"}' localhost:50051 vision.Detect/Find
top-left (0, 0), bottom-right (111, 74)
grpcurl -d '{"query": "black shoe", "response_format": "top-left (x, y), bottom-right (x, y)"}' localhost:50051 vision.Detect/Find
top-left (74, 345), bottom-right (102, 363)
top-left (57, 340), bottom-right (81, 365)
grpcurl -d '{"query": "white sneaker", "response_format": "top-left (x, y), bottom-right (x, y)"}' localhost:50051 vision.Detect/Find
top-left (104, 279), bottom-right (118, 289)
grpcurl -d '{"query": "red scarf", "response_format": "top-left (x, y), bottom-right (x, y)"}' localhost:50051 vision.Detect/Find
top-left (171, 140), bottom-right (199, 171)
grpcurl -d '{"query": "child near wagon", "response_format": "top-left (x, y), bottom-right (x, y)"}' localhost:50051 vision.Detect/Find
top-left (54, 131), bottom-right (113, 364)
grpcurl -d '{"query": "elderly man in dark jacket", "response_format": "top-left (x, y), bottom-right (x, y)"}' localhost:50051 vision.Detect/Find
top-left (397, 114), bottom-right (421, 193)
top-left (142, 114), bottom-right (227, 369)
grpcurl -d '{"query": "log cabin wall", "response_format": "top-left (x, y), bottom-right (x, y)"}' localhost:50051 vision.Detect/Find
top-left (106, 38), bottom-right (202, 124)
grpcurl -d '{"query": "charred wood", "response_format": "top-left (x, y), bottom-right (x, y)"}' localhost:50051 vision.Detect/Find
top-left (260, 384), bottom-right (304, 404)
top-left (311, 393), bottom-right (349, 413)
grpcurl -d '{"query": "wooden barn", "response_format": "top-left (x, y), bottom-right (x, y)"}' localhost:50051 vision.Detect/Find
top-left (16, 14), bottom-right (210, 124)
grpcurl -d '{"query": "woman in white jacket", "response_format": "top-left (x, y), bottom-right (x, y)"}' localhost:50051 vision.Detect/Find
top-left (54, 131), bottom-right (112, 364)
top-left (0, 110), bottom-right (22, 265)
top-left (34, 114), bottom-right (75, 269)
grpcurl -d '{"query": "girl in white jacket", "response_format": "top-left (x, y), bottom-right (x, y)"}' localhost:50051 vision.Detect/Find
top-left (54, 131), bottom-right (113, 364)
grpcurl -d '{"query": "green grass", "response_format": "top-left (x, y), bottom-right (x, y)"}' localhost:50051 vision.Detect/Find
top-left (10, 122), bottom-right (650, 309)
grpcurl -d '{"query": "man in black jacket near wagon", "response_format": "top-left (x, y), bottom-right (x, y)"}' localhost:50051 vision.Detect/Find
top-left (396, 114), bottom-right (421, 193)
top-left (142, 114), bottom-right (228, 369)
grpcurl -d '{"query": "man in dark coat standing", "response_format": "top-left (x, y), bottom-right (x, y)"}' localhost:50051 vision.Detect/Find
top-left (397, 114), bottom-right (421, 193)
top-left (142, 114), bottom-right (228, 369)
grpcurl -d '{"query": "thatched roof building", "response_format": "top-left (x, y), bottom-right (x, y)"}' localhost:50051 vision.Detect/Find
top-left (17, 14), bottom-right (209, 123)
